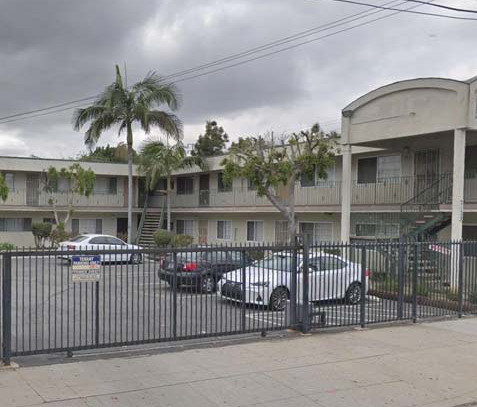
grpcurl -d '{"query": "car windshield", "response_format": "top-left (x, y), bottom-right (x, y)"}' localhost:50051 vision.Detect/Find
top-left (69, 235), bottom-right (88, 243)
top-left (254, 255), bottom-right (294, 272)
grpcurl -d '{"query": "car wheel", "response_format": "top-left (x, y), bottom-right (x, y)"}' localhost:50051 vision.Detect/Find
top-left (201, 275), bottom-right (216, 294)
top-left (130, 253), bottom-right (142, 264)
top-left (269, 287), bottom-right (289, 311)
top-left (345, 282), bottom-right (362, 305)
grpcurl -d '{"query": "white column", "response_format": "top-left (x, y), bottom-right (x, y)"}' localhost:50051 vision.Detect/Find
top-left (340, 144), bottom-right (352, 243)
top-left (451, 128), bottom-right (466, 242)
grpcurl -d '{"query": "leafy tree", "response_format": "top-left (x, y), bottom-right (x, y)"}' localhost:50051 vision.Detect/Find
top-left (73, 65), bottom-right (182, 243)
top-left (0, 173), bottom-right (8, 201)
top-left (32, 222), bottom-right (53, 248)
top-left (222, 124), bottom-right (338, 242)
top-left (139, 139), bottom-right (207, 231)
top-left (43, 163), bottom-right (96, 228)
top-left (191, 120), bottom-right (229, 157)
top-left (78, 143), bottom-right (138, 164)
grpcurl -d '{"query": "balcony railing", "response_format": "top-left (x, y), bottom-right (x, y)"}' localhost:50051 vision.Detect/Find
top-left (0, 188), bottom-right (125, 208)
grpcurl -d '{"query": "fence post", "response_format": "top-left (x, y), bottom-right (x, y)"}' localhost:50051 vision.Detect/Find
top-left (172, 251), bottom-right (178, 339)
top-left (360, 246), bottom-right (366, 328)
top-left (289, 237), bottom-right (299, 329)
top-left (412, 243), bottom-right (418, 323)
top-left (95, 281), bottom-right (100, 346)
top-left (2, 253), bottom-right (12, 365)
top-left (241, 249), bottom-right (247, 332)
top-left (301, 234), bottom-right (310, 333)
top-left (397, 238), bottom-right (405, 320)
top-left (458, 241), bottom-right (464, 318)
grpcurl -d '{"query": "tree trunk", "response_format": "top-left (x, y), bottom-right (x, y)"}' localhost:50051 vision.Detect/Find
top-left (127, 122), bottom-right (134, 243)
top-left (288, 180), bottom-right (297, 243)
top-left (166, 175), bottom-right (171, 232)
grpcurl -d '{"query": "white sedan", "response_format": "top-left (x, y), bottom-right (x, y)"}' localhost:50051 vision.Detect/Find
top-left (58, 234), bottom-right (143, 264)
top-left (218, 251), bottom-right (369, 311)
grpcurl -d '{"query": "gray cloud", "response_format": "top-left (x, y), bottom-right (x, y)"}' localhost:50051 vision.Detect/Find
top-left (0, 0), bottom-right (476, 157)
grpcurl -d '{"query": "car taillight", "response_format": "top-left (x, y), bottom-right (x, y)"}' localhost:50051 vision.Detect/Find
top-left (182, 262), bottom-right (198, 272)
top-left (365, 269), bottom-right (371, 277)
top-left (67, 245), bottom-right (76, 250)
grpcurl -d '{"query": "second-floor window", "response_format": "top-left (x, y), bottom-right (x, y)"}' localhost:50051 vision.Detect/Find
top-left (93, 177), bottom-right (117, 195)
top-left (3, 173), bottom-right (15, 191)
top-left (177, 177), bottom-right (194, 195)
top-left (357, 155), bottom-right (401, 184)
top-left (300, 165), bottom-right (335, 187)
top-left (217, 172), bottom-right (232, 192)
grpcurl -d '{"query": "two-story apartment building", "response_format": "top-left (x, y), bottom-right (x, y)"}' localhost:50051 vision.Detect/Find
top-left (0, 156), bottom-right (143, 246)
top-left (2, 74), bottom-right (477, 247)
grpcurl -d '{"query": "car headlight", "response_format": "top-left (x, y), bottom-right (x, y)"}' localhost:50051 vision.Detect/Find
top-left (250, 281), bottom-right (269, 287)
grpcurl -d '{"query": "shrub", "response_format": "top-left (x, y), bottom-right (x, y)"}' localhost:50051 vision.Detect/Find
top-left (0, 242), bottom-right (16, 251)
top-left (154, 230), bottom-right (173, 247)
top-left (171, 234), bottom-right (194, 248)
top-left (469, 290), bottom-right (477, 305)
top-left (371, 271), bottom-right (388, 282)
top-left (117, 232), bottom-right (128, 243)
top-left (32, 222), bottom-right (53, 248)
top-left (50, 223), bottom-right (72, 248)
top-left (446, 288), bottom-right (460, 302)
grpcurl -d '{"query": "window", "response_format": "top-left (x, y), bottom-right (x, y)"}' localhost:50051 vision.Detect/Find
top-left (72, 219), bottom-right (102, 235)
top-left (43, 218), bottom-right (57, 225)
top-left (357, 155), bottom-right (401, 184)
top-left (153, 178), bottom-right (167, 195)
top-left (299, 222), bottom-right (333, 245)
top-left (0, 218), bottom-right (32, 232)
top-left (319, 256), bottom-right (346, 271)
top-left (247, 221), bottom-right (264, 242)
top-left (355, 223), bottom-right (399, 237)
top-left (300, 165), bottom-right (335, 187)
top-left (275, 220), bottom-right (289, 244)
top-left (177, 177), bottom-right (194, 195)
top-left (355, 223), bottom-right (377, 237)
top-left (217, 220), bottom-right (232, 240)
top-left (89, 237), bottom-right (109, 245)
top-left (176, 219), bottom-right (194, 235)
top-left (108, 178), bottom-right (117, 194)
top-left (57, 177), bottom-right (69, 193)
top-left (217, 172), bottom-right (232, 192)
top-left (93, 177), bottom-right (117, 195)
top-left (3, 173), bottom-right (14, 191)
top-left (247, 179), bottom-right (257, 191)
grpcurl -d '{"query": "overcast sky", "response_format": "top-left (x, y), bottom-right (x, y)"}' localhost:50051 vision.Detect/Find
top-left (0, 0), bottom-right (476, 158)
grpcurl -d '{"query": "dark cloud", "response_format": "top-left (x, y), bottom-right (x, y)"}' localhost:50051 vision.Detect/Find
top-left (0, 0), bottom-right (476, 156)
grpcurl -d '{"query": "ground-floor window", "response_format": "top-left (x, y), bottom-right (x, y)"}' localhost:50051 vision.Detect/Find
top-left (355, 222), bottom-right (399, 238)
top-left (72, 219), bottom-right (102, 235)
top-left (275, 220), bottom-right (289, 243)
top-left (299, 222), bottom-right (333, 245)
top-left (0, 218), bottom-right (32, 232)
top-left (247, 221), bottom-right (264, 242)
top-left (217, 220), bottom-right (232, 240)
top-left (176, 219), bottom-right (194, 235)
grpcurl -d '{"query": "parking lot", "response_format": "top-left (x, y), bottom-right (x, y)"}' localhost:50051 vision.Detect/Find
top-left (5, 254), bottom-right (457, 357)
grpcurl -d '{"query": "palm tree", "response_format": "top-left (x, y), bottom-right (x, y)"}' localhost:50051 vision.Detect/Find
top-left (139, 139), bottom-right (207, 231)
top-left (73, 65), bottom-right (182, 242)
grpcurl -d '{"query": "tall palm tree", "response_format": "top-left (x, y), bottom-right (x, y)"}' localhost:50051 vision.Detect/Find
top-left (73, 65), bottom-right (182, 242)
top-left (139, 139), bottom-right (207, 232)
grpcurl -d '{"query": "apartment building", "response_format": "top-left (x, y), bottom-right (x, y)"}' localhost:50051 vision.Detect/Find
top-left (2, 75), bottom-right (477, 247)
top-left (0, 156), bottom-right (142, 247)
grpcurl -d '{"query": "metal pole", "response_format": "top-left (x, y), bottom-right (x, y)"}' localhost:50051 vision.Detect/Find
top-left (289, 237), bottom-right (298, 329)
top-left (172, 251), bottom-right (178, 339)
top-left (458, 241), bottom-right (464, 318)
top-left (241, 249), bottom-right (246, 332)
top-left (301, 234), bottom-right (310, 333)
top-left (360, 246), bottom-right (366, 328)
top-left (397, 238), bottom-right (405, 319)
top-left (412, 243), bottom-right (418, 323)
top-left (2, 254), bottom-right (12, 365)
top-left (95, 281), bottom-right (100, 346)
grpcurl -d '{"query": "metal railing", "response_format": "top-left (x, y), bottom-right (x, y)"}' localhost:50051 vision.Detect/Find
top-left (0, 188), bottom-right (125, 207)
top-left (1, 239), bottom-right (476, 364)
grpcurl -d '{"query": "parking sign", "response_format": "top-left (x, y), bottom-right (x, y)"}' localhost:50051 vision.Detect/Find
top-left (71, 255), bottom-right (101, 282)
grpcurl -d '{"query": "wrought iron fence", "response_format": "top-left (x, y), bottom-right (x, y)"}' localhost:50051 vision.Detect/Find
top-left (1, 239), bottom-right (476, 364)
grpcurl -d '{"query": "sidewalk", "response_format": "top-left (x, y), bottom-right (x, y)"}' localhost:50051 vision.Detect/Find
top-left (2, 319), bottom-right (477, 407)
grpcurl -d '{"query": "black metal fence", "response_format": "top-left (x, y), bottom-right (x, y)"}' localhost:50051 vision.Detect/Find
top-left (1, 239), bottom-right (477, 364)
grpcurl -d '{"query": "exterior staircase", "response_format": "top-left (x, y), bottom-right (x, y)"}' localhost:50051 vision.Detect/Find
top-left (136, 194), bottom-right (166, 247)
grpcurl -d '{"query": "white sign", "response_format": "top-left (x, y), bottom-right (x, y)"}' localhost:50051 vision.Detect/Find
top-left (71, 255), bottom-right (101, 282)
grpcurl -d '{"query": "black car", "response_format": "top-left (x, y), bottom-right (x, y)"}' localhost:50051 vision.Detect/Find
top-left (158, 250), bottom-right (252, 293)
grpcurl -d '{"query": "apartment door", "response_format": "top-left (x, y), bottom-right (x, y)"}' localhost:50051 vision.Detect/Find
top-left (198, 220), bottom-right (208, 244)
top-left (414, 149), bottom-right (439, 203)
top-left (199, 174), bottom-right (210, 207)
top-left (26, 174), bottom-right (40, 206)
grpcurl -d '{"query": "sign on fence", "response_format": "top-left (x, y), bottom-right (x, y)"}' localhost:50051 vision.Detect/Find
top-left (71, 255), bottom-right (101, 282)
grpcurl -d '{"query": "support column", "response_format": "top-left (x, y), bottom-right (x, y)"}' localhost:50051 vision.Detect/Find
top-left (340, 144), bottom-right (352, 243)
top-left (451, 128), bottom-right (466, 242)
top-left (450, 128), bottom-right (466, 287)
